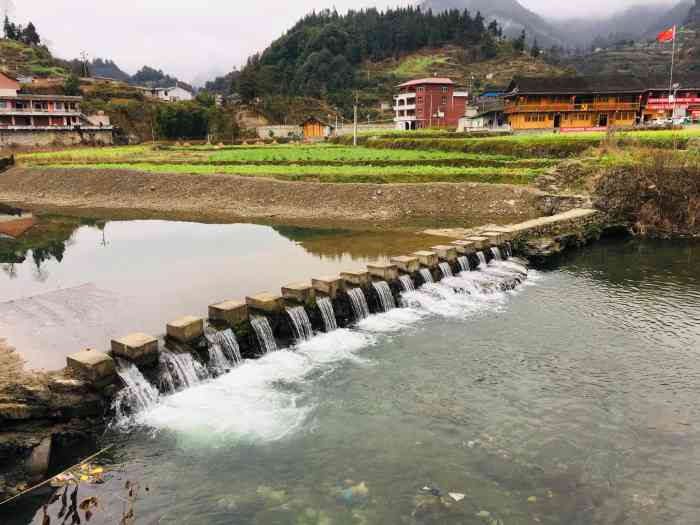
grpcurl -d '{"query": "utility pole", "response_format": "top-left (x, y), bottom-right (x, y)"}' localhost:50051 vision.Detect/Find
top-left (353, 91), bottom-right (359, 147)
top-left (80, 51), bottom-right (89, 78)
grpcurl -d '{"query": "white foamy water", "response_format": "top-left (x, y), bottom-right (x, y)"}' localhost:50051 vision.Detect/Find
top-left (122, 257), bottom-right (540, 446)
top-left (137, 329), bottom-right (376, 445)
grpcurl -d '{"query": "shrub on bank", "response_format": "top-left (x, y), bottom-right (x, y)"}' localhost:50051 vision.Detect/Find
top-left (595, 149), bottom-right (700, 237)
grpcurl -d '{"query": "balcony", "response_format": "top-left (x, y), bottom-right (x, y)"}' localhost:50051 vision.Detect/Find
top-left (393, 103), bottom-right (416, 111)
top-left (504, 102), bottom-right (640, 114)
top-left (394, 92), bottom-right (417, 101)
top-left (0, 107), bottom-right (81, 115)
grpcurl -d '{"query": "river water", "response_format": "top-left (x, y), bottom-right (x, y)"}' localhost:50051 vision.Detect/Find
top-left (0, 217), bottom-right (436, 370)
top-left (3, 228), bottom-right (700, 524)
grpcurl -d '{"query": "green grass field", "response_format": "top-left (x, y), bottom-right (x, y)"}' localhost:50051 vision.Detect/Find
top-left (19, 128), bottom-right (700, 186)
top-left (53, 162), bottom-right (541, 185)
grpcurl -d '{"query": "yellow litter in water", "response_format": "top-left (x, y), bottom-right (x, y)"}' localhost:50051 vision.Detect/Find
top-left (80, 475), bottom-right (89, 481)
top-left (528, 496), bottom-right (537, 503)
top-left (90, 467), bottom-right (104, 475)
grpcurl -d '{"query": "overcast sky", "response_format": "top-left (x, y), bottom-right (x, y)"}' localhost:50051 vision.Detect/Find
top-left (14, 0), bottom-right (680, 85)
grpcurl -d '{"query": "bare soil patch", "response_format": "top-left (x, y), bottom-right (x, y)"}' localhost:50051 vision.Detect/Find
top-left (0, 167), bottom-right (542, 226)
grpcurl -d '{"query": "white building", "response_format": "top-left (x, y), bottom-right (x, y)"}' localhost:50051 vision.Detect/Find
top-left (137, 85), bottom-right (193, 102)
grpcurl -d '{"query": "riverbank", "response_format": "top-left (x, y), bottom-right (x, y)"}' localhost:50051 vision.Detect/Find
top-left (0, 167), bottom-right (543, 225)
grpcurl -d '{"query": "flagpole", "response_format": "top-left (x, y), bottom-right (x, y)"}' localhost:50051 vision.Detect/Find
top-left (669, 25), bottom-right (677, 108)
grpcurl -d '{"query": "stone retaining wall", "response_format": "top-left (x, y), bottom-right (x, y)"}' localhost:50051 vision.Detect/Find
top-left (0, 129), bottom-right (113, 147)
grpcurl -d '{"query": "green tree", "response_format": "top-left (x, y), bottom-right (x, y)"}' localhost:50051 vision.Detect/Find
top-left (530, 38), bottom-right (540, 58)
top-left (63, 74), bottom-right (81, 96)
top-left (3, 15), bottom-right (15, 40)
top-left (513, 30), bottom-right (526, 53)
top-left (20, 21), bottom-right (39, 45)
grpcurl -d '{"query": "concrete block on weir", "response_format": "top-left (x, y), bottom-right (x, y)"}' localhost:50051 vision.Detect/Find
top-left (450, 240), bottom-right (476, 255)
top-left (412, 250), bottom-right (439, 268)
top-left (390, 255), bottom-right (420, 274)
top-left (465, 236), bottom-right (489, 250)
top-left (246, 293), bottom-right (284, 314)
top-left (66, 349), bottom-right (115, 385)
top-left (367, 263), bottom-right (399, 281)
top-left (340, 270), bottom-right (371, 288)
top-left (480, 232), bottom-right (503, 246)
top-left (166, 316), bottom-right (205, 343)
top-left (281, 282), bottom-right (315, 303)
top-left (111, 333), bottom-right (159, 366)
top-left (482, 226), bottom-right (514, 242)
top-left (312, 276), bottom-right (344, 299)
top-left (209, 300), bottom-right (249, 326)
top-left (431, 245), bottom-right (458, 262)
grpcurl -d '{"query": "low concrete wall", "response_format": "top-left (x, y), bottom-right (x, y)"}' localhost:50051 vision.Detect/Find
top-left (0, 129), bottom-right (114, 147)
top-left (256, 126), bottom-right (302, 139)
top-left (334, 123), bottom-right (396, 136)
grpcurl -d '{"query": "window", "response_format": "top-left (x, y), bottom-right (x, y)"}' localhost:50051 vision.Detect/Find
top-left (441, 96), bottom-right (447, 104)
top-left (417, 97), bottom-right (423, 104)
top-left (441, 86), bottom-right (448, 93)
top-left (55, 102), bottom-right (63, 111)
top-left (417, 86), bottom-right (425, 93)
top-left (0, 101), bottom-right (6, 109)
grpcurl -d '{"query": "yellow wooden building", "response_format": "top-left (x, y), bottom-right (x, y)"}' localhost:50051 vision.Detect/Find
top-left (301, 117), bottom-right (334, 139)
top-left (504, 77), bottom-right (644, 131)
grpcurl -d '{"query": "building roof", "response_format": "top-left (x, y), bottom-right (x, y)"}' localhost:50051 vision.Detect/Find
top-left (398, 77), bottom-right (455, 88)
top-left (0, 71), bottom-right (20, 91)
top-left (507, 75), bottom-right (700, 96)
top-left (507, 76), bottom-right (650, 95)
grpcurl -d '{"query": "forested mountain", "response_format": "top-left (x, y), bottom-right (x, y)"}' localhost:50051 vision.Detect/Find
top-left (422, 0), bottom-right (562, 47)
top-left (234, 7), bottom-right (501, 104)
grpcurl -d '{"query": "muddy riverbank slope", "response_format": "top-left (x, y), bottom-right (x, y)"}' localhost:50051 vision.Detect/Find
top-left (0, 167), bottom-right (543, 225)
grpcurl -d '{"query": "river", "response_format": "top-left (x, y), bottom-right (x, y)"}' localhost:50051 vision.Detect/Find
top-left (2, 225), bottom-right (699, 524)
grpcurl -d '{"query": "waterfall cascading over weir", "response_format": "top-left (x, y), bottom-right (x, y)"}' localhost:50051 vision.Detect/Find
top-left (159, 350), bottom-right (209, 393)
top-left (399, 275), bottom-right (415, 292)
top-left (286, 306), bottom-right (314, 343)
top-left (420, 269), bottom-right (434, 284)
top-left (251, 316), bottom-right (278, 353)
top-left (206, 328), bottom-right (242, 372)
top-left (114, 359), bottom-right (159, 420)
top-left (457, 256), bottom-right (470, 272)
top-left (317, 297), bottom-right (337, 332)
top-left (477, 251), bottom-right (487, 267)
top-left (347, 287), bottom-right (370, 321)
top-left (439, 262), bottom-right (453, 278)
top-left (373, 281), bottom-right (396, 312)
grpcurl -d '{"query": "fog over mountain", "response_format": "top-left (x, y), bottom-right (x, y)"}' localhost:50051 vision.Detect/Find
top-left (422, 0), bottom-right (692, 48)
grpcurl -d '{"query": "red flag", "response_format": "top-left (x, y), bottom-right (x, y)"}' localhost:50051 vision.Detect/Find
top-left (657, 25), bottom-right (676, 43)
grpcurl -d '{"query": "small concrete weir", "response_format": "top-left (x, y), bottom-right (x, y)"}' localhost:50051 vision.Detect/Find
top-left (65, 208), bottom-right (605, 428)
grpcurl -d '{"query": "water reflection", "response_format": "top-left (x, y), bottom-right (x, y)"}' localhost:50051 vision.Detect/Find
top-left (0, 215), bottom-right (434, 370)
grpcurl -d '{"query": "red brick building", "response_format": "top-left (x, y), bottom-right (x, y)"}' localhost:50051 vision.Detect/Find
top-left (393, 77), bottom-right (469, 130)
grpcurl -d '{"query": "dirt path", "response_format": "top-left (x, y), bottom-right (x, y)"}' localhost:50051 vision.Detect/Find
top-left (0, 167), bottom-right (542, 225)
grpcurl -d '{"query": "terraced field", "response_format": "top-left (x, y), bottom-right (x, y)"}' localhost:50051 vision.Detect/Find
top-left (18, 144), bottom-right (556, 185)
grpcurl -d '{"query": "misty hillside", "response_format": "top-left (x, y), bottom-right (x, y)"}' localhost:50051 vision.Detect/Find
top-left (422, 0), bottom-right (693, 49)
top-left (422, 0), bottom-right (566, 47)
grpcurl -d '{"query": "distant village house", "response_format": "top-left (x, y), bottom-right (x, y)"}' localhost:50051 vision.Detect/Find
top-left (393, 77), bottom-right (469, 130)
top-left (0, 71), bottom-right (113, 147)
top-left (137, 85), bottom-right (194, 102)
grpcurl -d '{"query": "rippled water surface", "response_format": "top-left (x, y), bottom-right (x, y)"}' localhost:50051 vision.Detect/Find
top-left (4, 237), bottom-right (700, 525)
